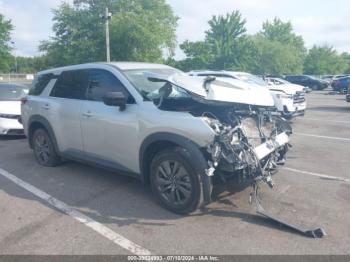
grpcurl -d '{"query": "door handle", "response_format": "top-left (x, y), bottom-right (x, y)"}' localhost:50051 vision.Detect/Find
top-left (82, 111), bottom-right (94, 118)
top-left (42, 104), bottom-right (50, 110)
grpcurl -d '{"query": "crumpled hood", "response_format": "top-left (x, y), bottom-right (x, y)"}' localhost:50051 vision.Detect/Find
top-left (269, 84), bottom-right (304, 95)
top-left (0, 101), bottom-right (21, 115)
top-left (145, 72), bottom-right (275, 107)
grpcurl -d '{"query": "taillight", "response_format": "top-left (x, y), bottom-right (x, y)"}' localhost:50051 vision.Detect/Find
top-left (21, 97), bottom-right (28, 105)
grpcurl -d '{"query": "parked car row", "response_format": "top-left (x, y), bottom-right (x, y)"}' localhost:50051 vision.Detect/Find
top-left (283, 75), bottom-right (329, 90)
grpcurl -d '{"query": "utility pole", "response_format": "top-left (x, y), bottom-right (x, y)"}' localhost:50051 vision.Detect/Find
top-left (101, 8), bottom-right (112, 62)
top-left (11, 41), bottom-right (18, 74)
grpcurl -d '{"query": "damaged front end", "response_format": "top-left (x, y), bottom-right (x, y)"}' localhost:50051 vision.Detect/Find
top-left (201, 107), bottom-right (325, 238)
top-left (146, 71), bottom-right (293, 191)
top-left (145, 71), bottom-right (326, 237)
top-left (203, 108), bottom-right (291, 191)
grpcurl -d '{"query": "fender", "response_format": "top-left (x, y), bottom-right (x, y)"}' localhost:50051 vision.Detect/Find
top-left (140, 132), bottom-right (213, 204)
top-left (27, 115), bottom-right (60, 154)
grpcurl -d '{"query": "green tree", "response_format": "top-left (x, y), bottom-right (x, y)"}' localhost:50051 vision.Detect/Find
top-left (205, 11), bottom-right (247, 69)
top-left (252, 35), bottom-right (303, 74)
top-left (304, 45), bottom-right (348, 75)
top-left (175, 40), bottom-right (212, 71)
top-left (177, 11), bottom-right (257, 71)
top-left (0, 14), bottom-right (13, 72)
top-left (40, 0), bottom-right (178, 67)
top-left (253, 18), bottom-right (306, 74)
top-left (14, 56), bottom-right (49, 73)
top-left (340, 52), bottom-right (350, 74)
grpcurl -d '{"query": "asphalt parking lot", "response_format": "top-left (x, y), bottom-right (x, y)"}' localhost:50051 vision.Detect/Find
top-left (0, 90), bottom-right (349, 255)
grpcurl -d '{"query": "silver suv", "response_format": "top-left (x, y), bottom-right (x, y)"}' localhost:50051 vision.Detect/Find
top-left (22, 62), bottom-right (291, 214)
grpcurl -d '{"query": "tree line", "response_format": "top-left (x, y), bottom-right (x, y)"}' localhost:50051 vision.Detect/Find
top-left (0, 0), bottom-right (350, 75)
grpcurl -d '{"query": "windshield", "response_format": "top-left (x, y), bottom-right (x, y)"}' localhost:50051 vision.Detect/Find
top-left (0, 86), bottom-right (28, 101)
top-left (124, 68), bottom-right (190, 101)
top-left (233, 73), bottom-right (268, 86)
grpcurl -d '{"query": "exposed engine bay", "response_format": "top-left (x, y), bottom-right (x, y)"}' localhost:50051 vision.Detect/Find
top-left (156, 90), bottom-right (292, 190)
top-left (202, 109), bottom-right (291, 188)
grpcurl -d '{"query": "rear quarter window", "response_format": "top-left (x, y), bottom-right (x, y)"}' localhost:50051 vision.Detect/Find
top-left (29, 73), bottom-right (55, 96)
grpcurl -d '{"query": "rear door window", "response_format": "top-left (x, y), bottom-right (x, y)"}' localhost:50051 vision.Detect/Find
top-left (50, 70), bottom-right (89, 100)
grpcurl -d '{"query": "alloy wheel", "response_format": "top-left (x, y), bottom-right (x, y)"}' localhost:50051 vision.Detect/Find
top-left (155, 160), bottom-right (192, 206)
top-left (34, 133), bottom-right (51, 164)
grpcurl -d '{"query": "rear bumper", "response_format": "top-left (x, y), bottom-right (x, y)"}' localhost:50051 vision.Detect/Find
top-left (0, 117), bottom-right (24, 135)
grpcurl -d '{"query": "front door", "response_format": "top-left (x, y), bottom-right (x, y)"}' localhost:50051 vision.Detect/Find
top-left (80, 69), bottom-right (139, 173)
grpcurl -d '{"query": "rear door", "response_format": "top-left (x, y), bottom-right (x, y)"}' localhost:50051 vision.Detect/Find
top-left (80, 68), bottom-right (139, 173)
top-left (46, 70), bottom-right (88, 154)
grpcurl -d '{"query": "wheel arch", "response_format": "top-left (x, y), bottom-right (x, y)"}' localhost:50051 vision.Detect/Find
top-left (28, 115), bottom-right (59, 154)
top-left (139, 132), bottom-right (213, 204)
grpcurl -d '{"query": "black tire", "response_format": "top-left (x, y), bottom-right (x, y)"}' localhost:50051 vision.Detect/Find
top-left (150, 147), bottom-right (203, 214)
top-left (32, 128), bottom-right (61, 167)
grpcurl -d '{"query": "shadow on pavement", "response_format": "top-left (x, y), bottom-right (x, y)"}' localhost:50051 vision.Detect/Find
top-left (308, 106), bottom-right (350, 113)
top-left (0, 135), bottom-right (26, 141)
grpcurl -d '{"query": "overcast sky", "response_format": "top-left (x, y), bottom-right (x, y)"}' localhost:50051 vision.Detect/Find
top-left (0, 0), bottom-right (349, 58)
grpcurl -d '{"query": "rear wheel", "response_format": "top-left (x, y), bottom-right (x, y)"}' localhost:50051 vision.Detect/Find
top-left (32, 129), bottom-right (61, 167)
top-left (150, 147), bottom-right (203, 214)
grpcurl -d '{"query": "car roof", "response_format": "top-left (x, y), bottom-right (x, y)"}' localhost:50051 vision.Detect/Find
top-left (38, 62), bottom-right (174, 75)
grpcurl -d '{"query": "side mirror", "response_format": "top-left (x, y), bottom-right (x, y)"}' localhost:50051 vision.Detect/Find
top-left (103, 92), bottom-right (126, 111)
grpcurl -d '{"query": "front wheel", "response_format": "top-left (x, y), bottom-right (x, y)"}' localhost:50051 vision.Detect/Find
top-left (150, 147), bottom-right (203, 214)
top-left (32, 128), bottom-right (61, 167)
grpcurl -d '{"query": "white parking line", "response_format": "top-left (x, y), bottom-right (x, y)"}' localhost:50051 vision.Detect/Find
top-left (302, 118), bottom-right (350, 124)
top-left (0, 168), bottom-right (152, 256)
top-left (283, 167), bottom-right (350, 183)
top-left (294, 132), bottom-right (350, 142)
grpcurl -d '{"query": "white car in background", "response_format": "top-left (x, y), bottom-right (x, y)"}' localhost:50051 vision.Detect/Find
top-left (0, 83), bottom-right (29, 136)
top-left (189, 71), bottom-right (307, 118)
